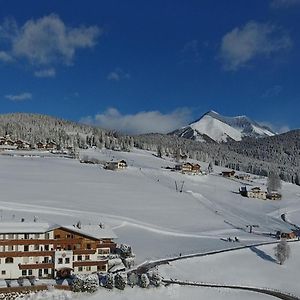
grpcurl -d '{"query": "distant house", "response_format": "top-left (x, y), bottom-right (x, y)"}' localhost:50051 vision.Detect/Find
top-left (5, 139), bottom-right (15, 146)
top-left (181, 162), bottom-right (193, 173)
top-left (105, 160), bottom-right (127, 170)
top-left (235, 174), bottom-right (251, 181)
top-left (176, 162), bottom-right (201, 174)
top-left (267, 191), bottom-right (282, 200)
top-left (247, 187), bottom-right (267, 200)
top-left (45, 141), bottom-right (57, 150)
top-left (36, 142), bottom-right (45, 149)
top-left (192, 163), bottom-right (201, 174)
top-left (276, 231), bottom-right (297, 239)
top-left (221, 170), bottom-right (235, 178)
top-left (15, 140), bottom-right (31, 149)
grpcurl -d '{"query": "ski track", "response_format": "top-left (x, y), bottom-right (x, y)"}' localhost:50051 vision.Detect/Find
top-left (0, 200), bottom-right (239, 240)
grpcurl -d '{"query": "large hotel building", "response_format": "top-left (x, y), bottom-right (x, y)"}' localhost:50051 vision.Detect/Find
top-left (0, 222), bottom-right (117, 279)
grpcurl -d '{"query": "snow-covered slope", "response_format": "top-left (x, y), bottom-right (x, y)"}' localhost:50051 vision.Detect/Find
top-left (170, 110), bottom-right (275, 142)
top-left (0, 149), bottom-right (300, 299)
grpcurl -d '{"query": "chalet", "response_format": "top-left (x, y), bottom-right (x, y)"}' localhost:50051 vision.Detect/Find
top-left (276, 231), bottom-right (297, 240)
top-left (247, 187), bottom-right (267, 200)
top-left (181, 162), bottom-right (193, 173)
top-left (192, 163), bottom-right (201, 174)
top-left (36, 142), bottom-right (45, 149)
top-left (105, 160), bottom-right (127, 170)
top-left (5, 139), bottom-right (15, 146)
top-left (45, 141), bottom-right (57, 150)
top-left (0, 222), bottom-right (117, 280)
top-left (15, 140), bottom-right (31, 150)
top-left (267, 191), bottom-right (282, 200)
top-left (221, 170), bottom-right (235, 178)
top-left (235, 174), bottom-right (251, 181)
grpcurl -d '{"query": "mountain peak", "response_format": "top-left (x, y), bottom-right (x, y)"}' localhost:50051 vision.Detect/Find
top-left (170, 111), bottom-right (275, 143)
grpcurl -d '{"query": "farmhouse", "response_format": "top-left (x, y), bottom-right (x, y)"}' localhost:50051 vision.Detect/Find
top-left (0, 222), bottom-right (117, 280)
top-left (235, 174), bottom-right (251, 181)
top-left (221, 170), bottom-right (235, 178)
top-left (247, 187), bottom-right (267, 200)
top-left (267, 191), bottom-right (282, 200)
top-left (45, 141), bottom-right (57, 150)
top-left (176, 162), bottom-right (201, 174)
top-left (105, 160), bottom-right (127, 170)
top-left (36, 142), bottom-right (45, 149)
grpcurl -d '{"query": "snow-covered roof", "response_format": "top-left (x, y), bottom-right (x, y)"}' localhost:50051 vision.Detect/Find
top-left (0, 222), bottom-right (58, 234)
top-left (0, 222), bottom-right (117, 240)
top-left (62, 224), bottom-right (117, 240)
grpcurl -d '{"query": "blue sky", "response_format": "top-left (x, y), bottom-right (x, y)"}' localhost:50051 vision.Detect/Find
top-left (0, 0), bottom-right (299, 134)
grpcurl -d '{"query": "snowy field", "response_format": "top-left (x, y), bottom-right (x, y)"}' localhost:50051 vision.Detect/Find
top-left (0, 148), bottom-right (299, 299)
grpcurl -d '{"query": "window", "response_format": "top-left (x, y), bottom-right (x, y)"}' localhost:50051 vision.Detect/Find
top-left (66, 234), bottom-right (71, 238)
top-left (8, 234), bottom-right (14, 239)
top-left (8, 245), bottom-right (14, 251)
top-left (65, 258), bottom-right (70, 264)
top-left (86, 266), bottom-right (91, 271)
top-left (58, 258), bottom-right (63, 264)
top-left (55, 235), bottom-right (60, 239)
top-left (44, 269), bottom-right (49, 274)
top-left (24, 245), bottom-right (29, 252)
top-left (43, 257), bottom-right (49, 263)
top-left (5, 257), bottom-right (14, 264)
top-left (85, 255), bottom-right (90, 261)
top-left (86, 243), bottom-right (91, 249)
top-left (45, 233), bottom-right (50, 239)
top-left (2, 270), bottom-right (6, 275)
top-left (24, 234), bottom-right (29, 240)
top-left (28, 270), bottom-right (32, 275)
top-left (22, 270), bottom-right (27, 276)
top-left (45, 245), bottom-right (49, 251)
top-left (34, 244), bottom-right (39, 251)
top-left (77, 255), bottom-right (82, 261)
top-left (78, 266), bottom-right (83, 272)
top-left (98, 248), bottom-right (110, 255)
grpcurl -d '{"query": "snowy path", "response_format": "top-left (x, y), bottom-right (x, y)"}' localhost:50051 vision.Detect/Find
top-left (162, 279), bottom-right (300, 300)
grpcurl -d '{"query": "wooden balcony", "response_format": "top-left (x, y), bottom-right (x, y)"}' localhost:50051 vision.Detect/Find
top-left (18, 263), bottom-right (54, 270)
top-left (0, 251), bottom-right (54, 258)
top-left (73, 260), bottom-right (107, 267)
top-left (0, 238), bottom-right (82, 246)
top-left (73, 249), bottom-right (95, 255)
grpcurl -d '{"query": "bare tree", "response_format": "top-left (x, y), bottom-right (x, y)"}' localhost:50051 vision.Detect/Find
top-left (274, 240), bottom-right (290, 265)
top-left (267, 171), bottom-right (281, 193)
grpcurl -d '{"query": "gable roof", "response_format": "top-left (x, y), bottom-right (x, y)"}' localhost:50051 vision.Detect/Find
top-left (62, 224), bottom-right (117, 240)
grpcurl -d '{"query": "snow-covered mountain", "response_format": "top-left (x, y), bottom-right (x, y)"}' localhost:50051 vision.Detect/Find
top-left (170, 110), bottom-right (275, 143)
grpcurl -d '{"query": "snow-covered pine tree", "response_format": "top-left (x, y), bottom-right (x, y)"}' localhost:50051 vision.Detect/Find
top-left (139, 273), bottom-right (150, 288)
top-left (114, 273), bottom-right (126, 290)
top-left (274, 240), bottom-right (291, 265)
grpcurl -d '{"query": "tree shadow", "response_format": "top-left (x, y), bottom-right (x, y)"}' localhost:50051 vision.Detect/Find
top-left (249, 246), bottom-right (277, 263)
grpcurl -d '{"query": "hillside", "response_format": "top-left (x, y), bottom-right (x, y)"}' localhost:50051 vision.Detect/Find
top-left (134, 131), bottom-right (300, 184)
top-left (0, 113), bottom-right (133, 150)
top-left (0, 113), bottom-right (299, 184)
top-left (0, 148), bottom-right (299, 299)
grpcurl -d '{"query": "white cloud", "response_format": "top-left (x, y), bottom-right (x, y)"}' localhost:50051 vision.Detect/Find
top-left (80, 107), bottom-right (192, 135)
top-left (5, 92), bottom-right (32, 101)
top-left (107, 68), bottom-right (130, 81)
top-left (0, 14), bottom-right (101, 66)
top-left (220, 21), bottom-right (292, 71)
top-left (271, 0), bottom-right (300, 8)
top-left (34, 68), bottom-right (56, 78)
top-left (0, 51), bottom-right (13, 62)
